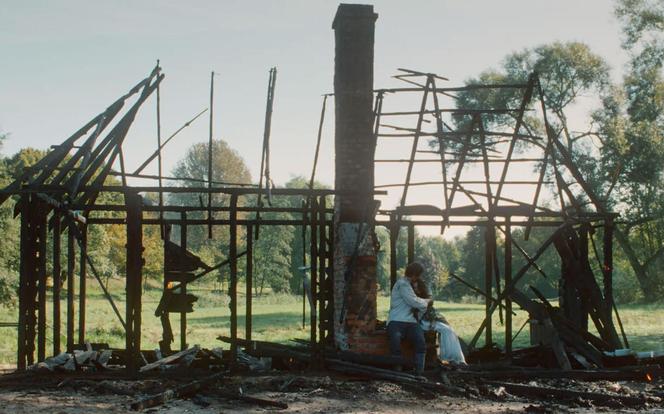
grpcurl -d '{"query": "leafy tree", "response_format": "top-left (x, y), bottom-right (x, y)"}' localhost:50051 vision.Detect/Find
top-left (591, 0), bottom-right (664, 301)
top-left (168, 139), bottom-right (252, 286)
top-left (455, 42), bottom-right (610, 153)
top-left (415, 235), bottom-right (455, 299)
top-left (251, 196), bottom-right (294, 295)
top-left (375, 227), bottom-right (391, 292)
top-left (0, 133), bottom-right (19, 306)
top-left (283, 176), bottom-right (329, 295)
top-left (5, 147), bottom-right (49, 179)
top-left (452, 36), bottom-right (661, 303)
top-left (252, 226), bottom-right (293, 295)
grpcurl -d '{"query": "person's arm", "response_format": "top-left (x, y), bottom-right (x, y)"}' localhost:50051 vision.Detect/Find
top-left (398, 281), bottom-right (430, 312)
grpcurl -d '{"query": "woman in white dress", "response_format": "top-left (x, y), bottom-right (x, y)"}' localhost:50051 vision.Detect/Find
top-left (411, 275), bottom-right (467, 364)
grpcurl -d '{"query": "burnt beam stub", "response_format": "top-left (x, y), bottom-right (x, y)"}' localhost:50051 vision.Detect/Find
top-left (333, 4), bottom-right (378, 222)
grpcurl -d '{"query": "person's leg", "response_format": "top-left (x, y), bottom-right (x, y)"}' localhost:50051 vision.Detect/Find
top-left (387, 322), bottom-right (404, 357)
top-left (387, 322), bottom-right (406, 371)
top-left (406, 323), bottom-right (427, 374)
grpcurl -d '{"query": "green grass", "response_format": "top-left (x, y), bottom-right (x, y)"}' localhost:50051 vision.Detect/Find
top-left (0, 279), bottom-right (662, 364)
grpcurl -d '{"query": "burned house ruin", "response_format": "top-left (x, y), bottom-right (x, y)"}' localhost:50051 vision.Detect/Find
top-left (2, 4), bottom-right (639, 378)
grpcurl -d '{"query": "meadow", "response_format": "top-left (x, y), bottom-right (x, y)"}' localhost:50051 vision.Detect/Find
top-left (1, 279), bottom-right (662, 364)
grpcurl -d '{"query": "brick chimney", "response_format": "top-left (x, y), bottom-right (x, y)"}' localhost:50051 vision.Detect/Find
top-left (332, 4), bottom-right (379, 352)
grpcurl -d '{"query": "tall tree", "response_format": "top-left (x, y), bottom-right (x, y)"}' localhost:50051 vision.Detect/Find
top-left (169, 139), bottom-right (252, 285)
top-left (592, 0), bottom-right (664, 301)
top-left (251, 196), bottom-right (294, 295)
top-left (0, 133), bottom-right (19, 306)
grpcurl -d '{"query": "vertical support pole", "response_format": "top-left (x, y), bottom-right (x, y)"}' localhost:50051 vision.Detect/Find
top-left (66, 225), bottom-right (75, 352)
top-left (180, 211), bottom-right (187, 351)
top-left (125, 192), bottom-right (143, 373)
top-left (37, 206), bottom-right (47, 362)
top-left (17, 199), bottom-right (28, 369)
top-left (207, 72), bottom-right (215, 239)
top-left (484, 226), bottom-right (493, 347)
top-left (310, 197), bottom-right (318, 359)
top-left (160, 224), bottom-right (173, 354)
top-left (389, 216), bottom-right (398, 289)
top-left (603, 218), bottom-right (614, 318)
top-left (17, 198), bottom-right (29, 369)
top-left (325, 196), bottom-right (335, 346)
top-left (407, 225), bottom-right (415, 264)
top-left (302, 200), bottom-right (307, 330)
top-left (246, 224), bottom-right (253, 341)
top-left (229, 194), bottom-right (238, 364)
top-left (17, 195), bottom-right (46, 367)
top-left (504, 218), bottom-right (513, 356)
top-left (156, 61), bottom-right (164, 239)
top-left (578, 225), bottom-right (590, 332)
top-left (318, 196), bottom-right (327, 351)
top-left (52, 213), bottom-right (62, 356)
top-left (78, 226), bottom-right (87, 345)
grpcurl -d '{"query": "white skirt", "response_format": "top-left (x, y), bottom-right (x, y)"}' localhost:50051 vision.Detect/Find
top-left (420, 320), bottom-right (467, 364)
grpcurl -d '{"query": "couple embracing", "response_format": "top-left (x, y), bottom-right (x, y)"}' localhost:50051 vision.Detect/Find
top-left (387, 262), bottom-right (466, 375)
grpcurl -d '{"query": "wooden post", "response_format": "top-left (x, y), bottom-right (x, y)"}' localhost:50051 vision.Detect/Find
top-left (180, 211), bottom-right (187, 351)
top-left (17, 199), bottom-right (30, 369)
top-left (301, 200), bottom-right (307, 330)
top-left (407, 225), bottom-right (415, 264)
top-left (389, 216), bottom-right (398, 289)
top-left (125, 192), bottom-right (143, 373)
top-left (66, 224), bottom-right (75, 353)
top-left (78, 226), bottom-right (87, 345)
top-left (160, 224), bottom-right (172, 354)
top-left (318, 196), bottom-right (327, 352)
top-left (504, 218), bottom-right (512, 356)
top-left (309, 197), bottom-right (318, 357)
top-left (577, 225), bottom-right (591, 332)
top-left (485, 226), bottom-right (493, 347)
top-left (326, 208), bottom-right (334, 344)
top-left (36, 205), bottom-right (47, 362)
top-left (603, 218), bottom-right (614, 319)
top-left (229, 194), bottom-right (238, 364)
top-left (16, 196), bottom-right (46, 366)
top-left (52, 213), bottom-right (61, 356)
top-left (246, 224), bottom-right (253, 341)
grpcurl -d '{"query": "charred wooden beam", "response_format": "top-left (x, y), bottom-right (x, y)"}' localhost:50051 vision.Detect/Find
top-left (486, 381), bottom-right (657, 408)
top-left (180, 212), bottom-right (188, 350)
top-left (246, 224), bottom-right (253, 341)
top-left (52, 212), bottom-right (62, 356)
top-left (78, 226), bottom-right (87, 345)
top-left (125, 192), bottom-right (143, 373)
top-left (130, 371), bottom-right (224, 410)
top-left (228, 194), bottom-right (238, 365)
top-left (66, 224), bottom-right (75, 353)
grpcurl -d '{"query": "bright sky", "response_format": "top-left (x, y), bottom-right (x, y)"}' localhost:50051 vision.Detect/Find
top-left (0, 0), bottom-right (627, 237)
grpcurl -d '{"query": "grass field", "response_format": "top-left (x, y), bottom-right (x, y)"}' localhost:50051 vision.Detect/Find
top-left (1, 279), bottom-right (663, 364)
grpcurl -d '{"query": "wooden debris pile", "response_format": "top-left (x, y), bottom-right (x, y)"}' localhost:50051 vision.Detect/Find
top-left (28, 346), bottom-right (113, 372)
top-left (25, 344), bottom-right (230, 374)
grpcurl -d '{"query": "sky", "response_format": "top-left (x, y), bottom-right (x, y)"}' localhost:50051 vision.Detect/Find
top-left (0, 1), bottom-right (629, 235)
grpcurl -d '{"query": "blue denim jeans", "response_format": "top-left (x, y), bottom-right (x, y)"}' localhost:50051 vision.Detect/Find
top-left (387, 321), bottom-right (426, 373)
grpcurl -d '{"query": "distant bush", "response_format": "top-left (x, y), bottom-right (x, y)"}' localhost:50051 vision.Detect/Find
top-left (458, 294), bottom-right (483, 305)
top-left (90, 325), bottom-right (124, 338)
top-left (613, 267), bottom-right (643, 304)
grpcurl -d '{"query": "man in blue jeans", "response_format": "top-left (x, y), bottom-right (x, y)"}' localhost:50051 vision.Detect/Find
top-left (387, 262), bottom-right (432, 375)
